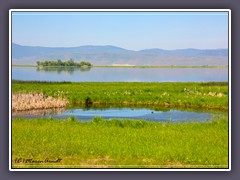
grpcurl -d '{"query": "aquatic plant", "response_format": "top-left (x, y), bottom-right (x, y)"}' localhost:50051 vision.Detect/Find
top-left (93, 116), bottom-right (103, 123)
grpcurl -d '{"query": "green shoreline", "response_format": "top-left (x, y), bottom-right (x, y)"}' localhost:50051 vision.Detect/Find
top-left (12, 81), bottom-right (229, 110)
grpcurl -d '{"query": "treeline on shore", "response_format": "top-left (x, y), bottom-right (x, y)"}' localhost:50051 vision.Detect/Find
top-left (36, 58), bottom-right (92, 67)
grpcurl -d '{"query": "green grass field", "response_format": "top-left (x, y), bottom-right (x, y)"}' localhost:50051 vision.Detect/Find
top-left (12, 117), bottom-right (228, 168)
top-left (12, 81), bottom-right (228, 109)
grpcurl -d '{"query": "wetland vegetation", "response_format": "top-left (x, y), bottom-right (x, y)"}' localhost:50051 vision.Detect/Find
top-left (12, 117), bottom-right (228, 168)
top-left (12, 81), bottom-right (228, 110)
top-left (11, 81), bottom-right (229, 168)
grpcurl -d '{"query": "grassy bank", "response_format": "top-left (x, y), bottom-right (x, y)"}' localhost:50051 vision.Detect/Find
top-left (12, 117), bottom-right (228, 168)
top-left (12, 81), bottom-right (228, 110)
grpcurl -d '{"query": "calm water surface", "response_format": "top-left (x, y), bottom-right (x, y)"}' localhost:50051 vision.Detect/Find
top-left (12, 107), bottom-right (227, 122)
top-left (12, 67), bottom-right (228, 82)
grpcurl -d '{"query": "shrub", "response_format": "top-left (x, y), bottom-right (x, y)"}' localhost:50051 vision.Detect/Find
top-left (65, 115), bottom-right (78, 122)
top-left (93, 116), bottom-right (103, 123)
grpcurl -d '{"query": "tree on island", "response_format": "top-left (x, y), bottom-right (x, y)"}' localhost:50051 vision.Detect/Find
top-left (36, 58), bottom-right (92, 67)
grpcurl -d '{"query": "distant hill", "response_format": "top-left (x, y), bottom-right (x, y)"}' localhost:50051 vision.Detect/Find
top-left (12, 43), bottom-right (228, 66)
top-left (139, 48), bottom-right (228, 56)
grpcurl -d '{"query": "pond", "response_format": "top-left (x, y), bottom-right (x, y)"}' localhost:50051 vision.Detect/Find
top-left (12, 67), bottom-right (228, 82)
top-left (12, 107), bottom-right (227, 123)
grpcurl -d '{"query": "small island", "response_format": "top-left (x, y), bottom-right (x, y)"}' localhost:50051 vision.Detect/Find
top-left (36, 58), bottom-right (92, 67)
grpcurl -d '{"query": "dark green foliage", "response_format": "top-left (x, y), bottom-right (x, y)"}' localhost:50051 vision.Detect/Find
top-left (85, 97), bottom-right (93, 107)
top-left (36, 58), bottom-right (92, 67)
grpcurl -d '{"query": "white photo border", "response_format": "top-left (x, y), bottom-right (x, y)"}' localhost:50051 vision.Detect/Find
top-left (9, 9), bottom-right (231, 171)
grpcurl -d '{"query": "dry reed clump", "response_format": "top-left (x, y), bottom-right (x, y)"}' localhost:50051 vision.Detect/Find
top-left (207, 92), bottom-right (224, 97)
top-left (12, 92), bottom-right (69, 111)
top-left (183, 89), bottom-right (225, 98)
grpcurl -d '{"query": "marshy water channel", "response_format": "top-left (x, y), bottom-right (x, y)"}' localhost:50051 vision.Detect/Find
top-left (12, 105), bottom-right (227, 123)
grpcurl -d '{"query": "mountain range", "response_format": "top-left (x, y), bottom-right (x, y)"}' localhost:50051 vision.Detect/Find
top-left (12, 43), bottom-right (228, 66)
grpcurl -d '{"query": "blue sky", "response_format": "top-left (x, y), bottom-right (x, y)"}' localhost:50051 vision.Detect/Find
top-left (12, 11), bottom-right (229, 50)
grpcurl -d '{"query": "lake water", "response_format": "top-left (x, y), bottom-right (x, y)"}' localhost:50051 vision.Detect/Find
top-left (12, 67), bottom-right (228, 82)
top-left (12, 107), bottom-right (227, 122)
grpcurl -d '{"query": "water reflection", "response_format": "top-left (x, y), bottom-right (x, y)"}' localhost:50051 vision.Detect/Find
top-left (13, 67), bottom-right (228, 82)
top-left (12, 108), bottom-right (66, 117)
top-left (36, 66), bottom-right (91, 74)
top-left (12, 106), bottom-right (227, 123)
